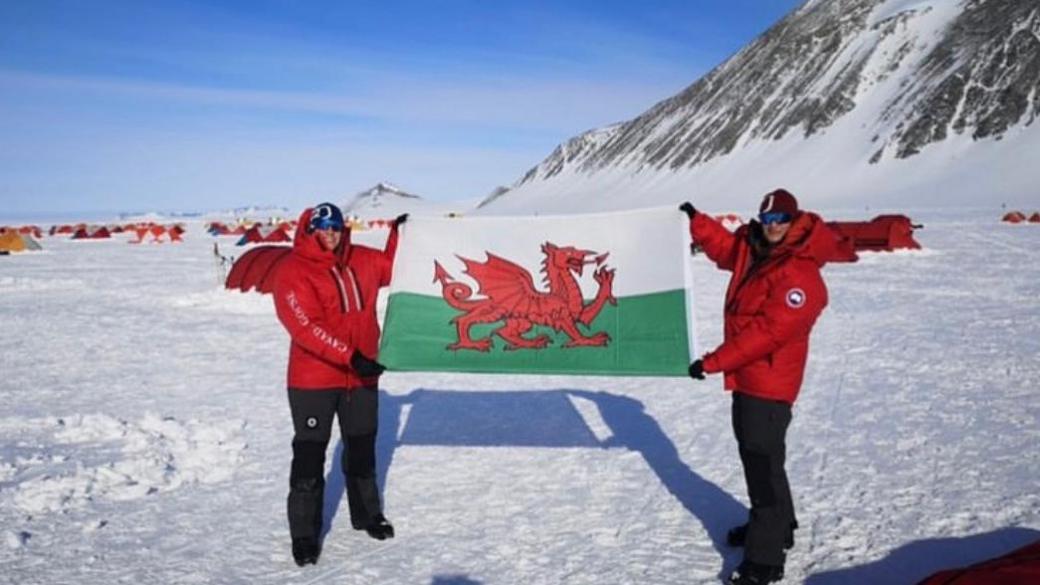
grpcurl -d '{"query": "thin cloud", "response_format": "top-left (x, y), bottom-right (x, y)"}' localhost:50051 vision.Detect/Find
top-left (0, 68), bottom-right (687, 134)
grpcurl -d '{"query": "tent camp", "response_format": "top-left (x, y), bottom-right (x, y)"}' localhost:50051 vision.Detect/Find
top-left (71, 226), bottom-right (112, 239)
top-left (236, 225), bottom-right (292, 245)
top-left (225, 245), bottom-right (293, 294)
top-left (827, 215), bottom-right (922, 252)
top-left (0, 231), bottom-right (43, 253)
top-left (1002, 211), bottom-right (1027, 223)
top-left (16, 226), bottom-right (43, 238)
top-left (917, 538), bottom-right (1040, 584)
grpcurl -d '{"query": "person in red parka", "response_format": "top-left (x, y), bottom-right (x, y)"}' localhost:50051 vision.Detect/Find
top-left (681, 189), bottom-right (841, 585)
top-left (272, 202), bottom-right (405, 567)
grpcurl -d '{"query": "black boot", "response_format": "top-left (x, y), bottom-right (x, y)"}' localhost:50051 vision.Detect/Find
top-left (291, 537), bottom-right (321, 566)
top-left (728, 560), bottom-right (784, 584)
top-left (362, 514), bottom-right (395, 541)
top-left (726, 521), bottom-right (797, 549)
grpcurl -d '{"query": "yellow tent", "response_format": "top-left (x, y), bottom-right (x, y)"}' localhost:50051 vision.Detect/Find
top-left (0, 231), bottom-right (42, 253)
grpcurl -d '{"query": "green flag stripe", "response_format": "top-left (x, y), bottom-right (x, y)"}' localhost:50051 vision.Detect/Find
top-left (379, 289), bottom-right (689, 376)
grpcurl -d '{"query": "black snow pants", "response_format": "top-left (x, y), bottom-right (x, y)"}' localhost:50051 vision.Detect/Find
top-left (287, 387), bottom-right (382, 541)
top-left (732, 392), bottom-right (796, 567)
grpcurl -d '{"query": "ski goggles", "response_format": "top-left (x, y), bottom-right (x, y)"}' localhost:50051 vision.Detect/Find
top-left (758, 211), bottom-right (793, 225)
top-left (309, 217), bottom-right (344, 232)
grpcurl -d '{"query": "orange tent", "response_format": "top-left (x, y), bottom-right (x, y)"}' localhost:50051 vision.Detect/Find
top-left (0, 231), bottom-right (38, 252)
top-left (1028, 212), bottom-right (1040, 224)
top-left (1002, 211), bottom-right (1026, 223)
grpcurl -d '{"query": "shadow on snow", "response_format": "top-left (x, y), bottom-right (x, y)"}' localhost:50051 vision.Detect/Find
top-left (323, 387), bottom-right (745, 577)
top-left (803, 526), bottom-right (1040, 584)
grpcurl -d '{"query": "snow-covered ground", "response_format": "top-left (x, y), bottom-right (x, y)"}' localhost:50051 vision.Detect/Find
top-left (1, 210), bottom-right (1038, 584)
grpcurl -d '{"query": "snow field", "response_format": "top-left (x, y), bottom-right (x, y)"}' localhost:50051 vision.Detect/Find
top-left (0, 212), bottom-right (1037, 584)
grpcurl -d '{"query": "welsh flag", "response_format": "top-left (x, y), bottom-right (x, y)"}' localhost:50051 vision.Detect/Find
top-left (379, 206), bottom-right (696, 376)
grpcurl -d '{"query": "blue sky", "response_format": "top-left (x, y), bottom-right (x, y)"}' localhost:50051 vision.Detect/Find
top-left (1, 0), bottom-right (802, 215)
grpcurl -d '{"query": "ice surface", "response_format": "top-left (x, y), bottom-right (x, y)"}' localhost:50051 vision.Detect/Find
top-left (0, 213), bottom-right (1037, 583)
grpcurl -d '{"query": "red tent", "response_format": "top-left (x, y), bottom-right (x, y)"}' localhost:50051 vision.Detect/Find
top-left (16, 226), bottom-right (43, 238)
top-left (1002, 211), bottom-right (1026, 223)
top-left (128, 227), bottom-right (150, 244)
top-left (1028, 212), bottom-right (1040, 224)
top-left (225, 245), bottom-right (293, 294)
top-left (917, 538), bottom-right (1040, 585)
top-left (827, 215), bottom-right (922, 252)
top-left (149, 225), bottom-right (167, 242)
top-left (236, 225), bottom-right (265, 246)
top-left (71, 226), bottom-right (111, 239)
top-left (208, 222), bottom-right (232, 235)
top-left (262, 227), bottom-right (292, 243)
top-left (169, 225), bottom-right (185, 242)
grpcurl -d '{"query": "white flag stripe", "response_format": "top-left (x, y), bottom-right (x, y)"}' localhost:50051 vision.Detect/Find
top-left (392, 206), bottom-right (689, 298)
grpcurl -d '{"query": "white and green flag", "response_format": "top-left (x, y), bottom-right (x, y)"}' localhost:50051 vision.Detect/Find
top-left (379, 206), bottom-right (696, 376)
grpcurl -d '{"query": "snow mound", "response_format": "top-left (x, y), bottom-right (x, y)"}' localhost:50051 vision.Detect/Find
top-left (0, 413), bottom-right (247, 516)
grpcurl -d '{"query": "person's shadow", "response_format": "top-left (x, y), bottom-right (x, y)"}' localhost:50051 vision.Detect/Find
top-left (567, 389), bottom-right (746, 575)
top-left (321, 387), bottom-right (746, 578)
top-left (803, 526), bottom-right (1040, 584)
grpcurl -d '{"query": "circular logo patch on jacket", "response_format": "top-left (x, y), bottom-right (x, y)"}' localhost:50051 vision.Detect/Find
top-left (786, 288), bottom-right (806, 309)
top-left (306, 417), bottom-right (318, 429)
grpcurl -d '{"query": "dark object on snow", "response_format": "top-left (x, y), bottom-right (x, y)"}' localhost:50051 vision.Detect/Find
top-left (225, 244), bottom-right (292, 294)
top-left (729, 560), bottom-right (785, 584)
top-left (728, 521), bottom-right (797, 550)
top-left (361, 514), bottom-right (395, 541)
top-left (1003, 211), bottom-right (1027, 224)
top-left (827, 214), bottom-right (922, 254)
top-left (291, 537), bottom-right (320, 566)
top-left (916, 538), bottom-right (1040, 585)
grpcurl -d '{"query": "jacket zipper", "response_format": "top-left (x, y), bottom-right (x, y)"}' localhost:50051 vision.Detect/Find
top-left (343, 266), bottom-right (363, 310)
top-left (330, 268), bottom-right (350, 313)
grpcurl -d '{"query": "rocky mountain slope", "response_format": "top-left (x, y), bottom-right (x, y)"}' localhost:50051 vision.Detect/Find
top-left (479, 0), bottom-right (1039, 214)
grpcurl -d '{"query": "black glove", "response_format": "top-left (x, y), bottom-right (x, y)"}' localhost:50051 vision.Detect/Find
top-left (393, 213), bottom-right (409, 228)
top-left (679, 202), bottom-right (697, 219)
top-left (350, 351), bottom-right (386, 377)
top-left (688, 359), bottom-right (705, 380)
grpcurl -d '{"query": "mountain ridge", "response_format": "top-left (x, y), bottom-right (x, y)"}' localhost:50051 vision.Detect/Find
top-left (479, 0), bottom-right (1038, 214)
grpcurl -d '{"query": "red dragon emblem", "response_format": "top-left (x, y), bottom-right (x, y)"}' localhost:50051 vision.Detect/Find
top-left (432, 243), bottom-right (617, 351)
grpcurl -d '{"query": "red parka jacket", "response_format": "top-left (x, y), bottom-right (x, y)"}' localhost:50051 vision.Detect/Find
top-left (273, 208), bottom-right (399, 390)
top-left (690, 211), bottom-right (839, 404)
